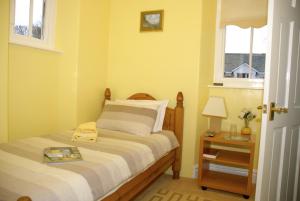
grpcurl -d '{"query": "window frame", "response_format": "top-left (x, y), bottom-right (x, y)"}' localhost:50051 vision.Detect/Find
top-left (213, 0), bottom-right (264, 89)
top-left (9, 0), bottom-right (57, 51)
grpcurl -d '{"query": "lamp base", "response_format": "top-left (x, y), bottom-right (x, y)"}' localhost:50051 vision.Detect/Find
top-left (208, 117), bottom-right (222, 134)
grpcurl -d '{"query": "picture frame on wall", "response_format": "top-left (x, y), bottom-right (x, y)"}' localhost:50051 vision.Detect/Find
top-left (140, 10), bottom-right (164, 32)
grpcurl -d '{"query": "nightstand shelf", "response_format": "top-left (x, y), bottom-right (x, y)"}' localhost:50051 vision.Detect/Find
top-left (198, 132), bottom-right (255, 198)
top-left (201, 170), bottom-right (248, 194)
top-left (203, 148), bottom-right (250, 168)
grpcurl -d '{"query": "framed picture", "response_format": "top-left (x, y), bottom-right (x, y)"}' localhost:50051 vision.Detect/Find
top-left (140, 10), bottom-right (164, 32)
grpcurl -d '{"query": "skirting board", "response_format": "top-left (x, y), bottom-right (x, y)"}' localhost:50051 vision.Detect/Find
top-left (193, 164), bottom-right (257, 184)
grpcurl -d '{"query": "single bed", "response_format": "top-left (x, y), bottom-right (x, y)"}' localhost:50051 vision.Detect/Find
top-left (2, 88), bottom-right (184, 201)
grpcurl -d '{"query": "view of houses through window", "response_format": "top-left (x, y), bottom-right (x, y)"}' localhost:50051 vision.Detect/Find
top-left (224, 25), bottom-right (268, 79)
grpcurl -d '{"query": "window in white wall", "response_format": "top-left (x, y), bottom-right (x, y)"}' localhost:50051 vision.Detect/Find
top-left (224, 25), bottom-right (267, 79)
top-left (213, 0), bottom-right (268, 89)
top-left (10, 0), bottom-right (56, 51)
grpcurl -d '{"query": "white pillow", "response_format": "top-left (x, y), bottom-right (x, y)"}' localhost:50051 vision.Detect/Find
top-left (115, 99), bottom-right (169, 132)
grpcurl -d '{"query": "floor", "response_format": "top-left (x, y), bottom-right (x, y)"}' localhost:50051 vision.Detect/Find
top-left (134, 174), bottom-right (255, 201)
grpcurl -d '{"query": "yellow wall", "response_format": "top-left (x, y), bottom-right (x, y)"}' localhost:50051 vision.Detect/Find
top-left (54, 0), bottom-right (81, 132)
top-left (107, 0), bottom-right (203, 177)
top-left (0, 0), bottom-right (9, 143)
top-left (195, 0), bottom-right (217, 163)
top-left (6, 0), bottom-right (110, 141)
top-left (9, 45), bottom-right (61, 140)
top-left (8, 0), bottom-right (81, 141)
top-left (77, 0), bottom-right (110, 124)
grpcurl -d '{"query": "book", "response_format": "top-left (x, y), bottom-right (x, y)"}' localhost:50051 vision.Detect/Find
top-left (203, 149), bottom-right (219, 159)
top-left (44, 147), bottom-right (83, 163)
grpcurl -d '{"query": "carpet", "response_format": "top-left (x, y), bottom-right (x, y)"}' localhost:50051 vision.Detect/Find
top-left (145, 189), bottom-right (213, 201)
top-left (133, 175), bottom-right (253, 201)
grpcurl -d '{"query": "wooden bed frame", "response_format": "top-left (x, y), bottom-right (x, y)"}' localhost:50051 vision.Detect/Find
top-left (17, 88), bottom-right (184, 201)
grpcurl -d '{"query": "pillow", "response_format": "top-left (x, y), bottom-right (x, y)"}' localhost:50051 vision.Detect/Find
top-left (104, 100), bottom-right (159, 110)
top-left (115, 99), bottom-right (169, 132)
top-left (97, 104), bottom-right (158, 136)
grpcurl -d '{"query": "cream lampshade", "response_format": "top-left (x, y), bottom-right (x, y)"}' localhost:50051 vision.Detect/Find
top-left (202, 96), bottom-right (227, 136)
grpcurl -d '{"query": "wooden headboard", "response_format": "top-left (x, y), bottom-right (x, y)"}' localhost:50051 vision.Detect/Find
top-left (104, 88), bottom-right (184, 178)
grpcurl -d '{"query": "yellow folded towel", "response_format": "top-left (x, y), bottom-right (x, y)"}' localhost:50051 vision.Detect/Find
top-left (72, 122), bottom-right (98, 142)
top-left (77, 122), bottom-right (97, 132)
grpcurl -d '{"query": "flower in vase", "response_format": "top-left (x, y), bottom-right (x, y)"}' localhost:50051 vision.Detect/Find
top-left (238, 109), bottom-right (256, 128)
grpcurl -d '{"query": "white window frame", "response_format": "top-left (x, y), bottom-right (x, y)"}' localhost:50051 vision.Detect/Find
top-left (9, 0), bottom-right (57, 51)
top-left (213, 0), bottom-right (264, 89)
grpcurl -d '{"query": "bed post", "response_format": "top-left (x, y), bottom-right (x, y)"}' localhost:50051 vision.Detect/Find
top-left (103, 88), bottom-right (111, 107)
top-left (172, 92), bottom-right (184, 179)
top-left (105, 88), bottom-right (111, 100)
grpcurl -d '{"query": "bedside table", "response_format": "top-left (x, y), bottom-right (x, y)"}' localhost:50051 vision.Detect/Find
top-left (198, 132), bottom-right (255, 199)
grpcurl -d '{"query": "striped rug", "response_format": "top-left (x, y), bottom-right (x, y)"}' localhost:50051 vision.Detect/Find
top-left (145, 189), bottom-right (213, 201)
top-left (133, 174), bottom-right (253, 201)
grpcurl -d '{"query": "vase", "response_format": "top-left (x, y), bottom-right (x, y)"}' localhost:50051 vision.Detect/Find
top-left (241, 127), bottom-right (251, 135)
top-left (241, 119), bottom-right (251, 135)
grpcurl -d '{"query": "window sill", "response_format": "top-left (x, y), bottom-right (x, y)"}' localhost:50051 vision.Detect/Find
top-left (208, 84), bottom-right (264, 90)
top-left (210, 77), bottom-right (264, 90)
top-left (9, 40), bottom-right (63, 54)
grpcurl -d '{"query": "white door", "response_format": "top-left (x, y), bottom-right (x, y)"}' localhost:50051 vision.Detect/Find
top-left (255, 0), bottom-right (300, 201)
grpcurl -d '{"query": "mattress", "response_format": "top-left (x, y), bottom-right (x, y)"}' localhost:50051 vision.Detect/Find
top-left (0, 129), bottom-right (179, 201)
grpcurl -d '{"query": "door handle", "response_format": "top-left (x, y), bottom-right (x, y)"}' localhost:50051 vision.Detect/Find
top-left (269, 102), bottom-right (288, 121)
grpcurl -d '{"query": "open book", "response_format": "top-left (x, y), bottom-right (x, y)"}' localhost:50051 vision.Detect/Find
top-left (44, 147), bottom-right (83, 163)
top-left (203, 149), bottom-right (219, 159)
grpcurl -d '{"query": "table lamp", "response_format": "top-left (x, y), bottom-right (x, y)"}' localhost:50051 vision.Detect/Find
top-left (202, 96), bottom-right (227, 136)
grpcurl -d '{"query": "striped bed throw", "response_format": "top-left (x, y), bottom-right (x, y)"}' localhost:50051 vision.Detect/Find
top-left (0, 128), bottom-right (179, 201)
top-left (97, 104), bottom-right (158, 136)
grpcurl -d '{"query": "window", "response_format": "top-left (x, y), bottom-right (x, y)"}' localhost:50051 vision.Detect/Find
top-left (213, 0), bottom-right (268, 89)
top-left (10, 0), bottom-right (56, 50)
top-left (224, 25), bottom-right (267, 79)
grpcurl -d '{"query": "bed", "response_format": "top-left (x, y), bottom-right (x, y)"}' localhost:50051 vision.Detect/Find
top-left (2, 88), bottom-right (184, 201)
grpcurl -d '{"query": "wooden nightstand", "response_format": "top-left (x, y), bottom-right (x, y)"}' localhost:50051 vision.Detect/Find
top-left (198, 132), bottom-right (255, 199)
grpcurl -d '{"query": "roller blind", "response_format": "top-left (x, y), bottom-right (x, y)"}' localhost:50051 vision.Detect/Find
top-left (220, 0), bottom-right (268, 28)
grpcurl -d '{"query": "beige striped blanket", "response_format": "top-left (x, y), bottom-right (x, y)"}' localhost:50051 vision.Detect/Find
top-left (0, 129), bottom-right (179, 201)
